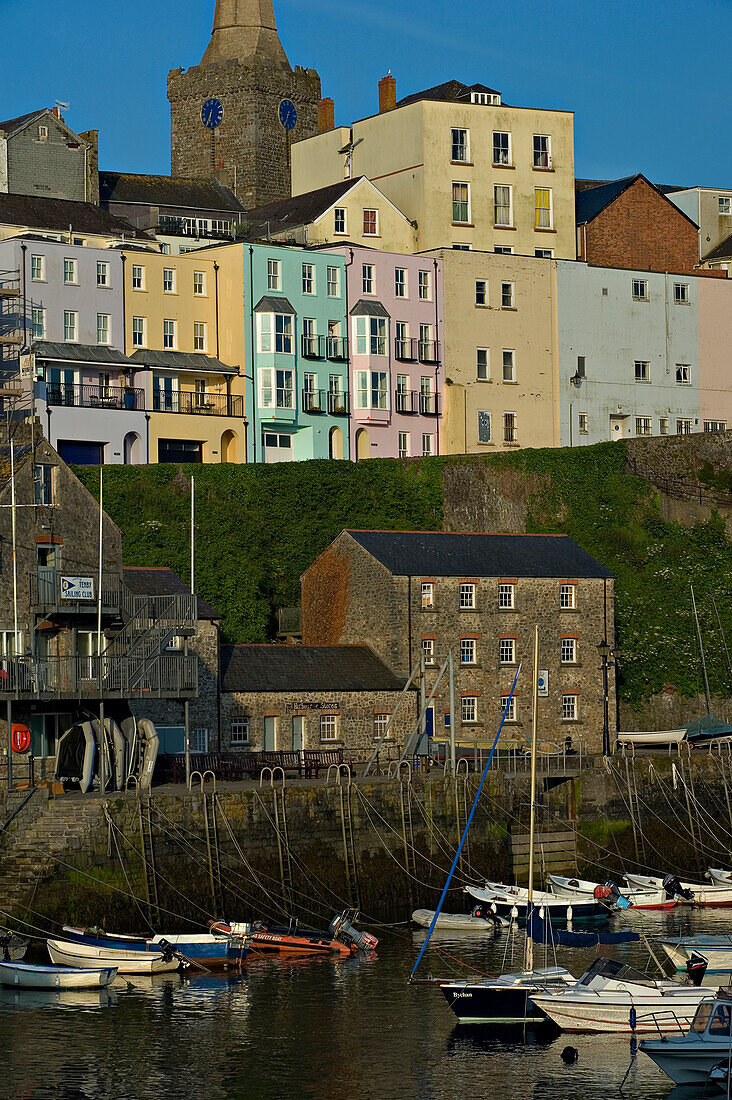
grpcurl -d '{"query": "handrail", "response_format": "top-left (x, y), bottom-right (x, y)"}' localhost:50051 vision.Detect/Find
top-left (0, 783), bottom-right (40, 835)
top-left (201, 769), bottom-right (216, 792)
top-left (326, 763), bottom-right (351, 787)
top-left (189, 769), bottom-right (202, 791)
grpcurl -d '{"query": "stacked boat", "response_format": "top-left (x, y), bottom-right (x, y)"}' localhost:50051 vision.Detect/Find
top-left (640, 992), bottom-right (732, 1086)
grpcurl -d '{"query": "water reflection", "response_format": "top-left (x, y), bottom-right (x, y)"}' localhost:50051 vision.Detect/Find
top-left (1, 912), bottom-right (732, 1098)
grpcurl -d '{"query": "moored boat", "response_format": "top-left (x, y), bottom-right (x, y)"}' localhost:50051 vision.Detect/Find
top-left (0, 960), bottom-right (117, 990)
top-left (466, 882), bottom-right (608, 922)
top-left (625, 872), bottom-right (732, 908)
top-left (61, 925), bottom-right (232, 966)
top-left (640, 994), bottom-right (732, 1085)
top-left (530, 956), bottom-right (711, 1034)
top-left (709, 868), bottom-right (732, 887)
top-left (211, 910), bottom-right (378, 958)
top-left (660, 935), bottom-right (732, 973)
top-left (440, 967), bottom-right (575, 1024)
top-left (548, 874), bottom-right (676, 911)
top-left (47, 938), bottom-right (181, 974)
top-left (412, 907), bottom-right (503, 932)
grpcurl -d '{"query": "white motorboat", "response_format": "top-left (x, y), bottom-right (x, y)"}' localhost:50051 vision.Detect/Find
top-left (47, 938), bottom-right (180, 974)
top-left (530, 956), bottom-right (711, 1033)
top-left (625, 872), bottom-right (732, 908)
top-left (640, 995), bottom-right (732, 1084)
top-left (467, 883), bottom-right (606, 921)
top-left (660, 935), bottom-right (732, 974)
top-left (709, 868), bottom-right (732, 887)
top-left (440, 967), bottom-right (577, 1024)
top-left (617, 729), bottom-right (687, 747)
top-left (547, 874), bottom-right (670, 910)
top-left (0, 960), bottom-right (117, 990)
top-left (412, 908), bottom-right (504, 932)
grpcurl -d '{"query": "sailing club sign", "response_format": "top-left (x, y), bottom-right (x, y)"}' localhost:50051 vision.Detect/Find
top-left (285, 701), bottom-right (338, 712)
top-left (60, 576), bottom-right (95, 600)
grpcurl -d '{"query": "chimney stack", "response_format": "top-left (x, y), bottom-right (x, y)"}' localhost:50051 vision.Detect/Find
top-left (318, 97), bottom-right (335, 132)
top-left (378, 72), bottom-right (397, 113)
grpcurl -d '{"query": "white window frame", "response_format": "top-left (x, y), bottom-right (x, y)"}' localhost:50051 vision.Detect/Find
top-left (705, 420), bottom-right (727, 432)
top-left (267, 259), bottom-right (281, 292)
top-left (560, 637), bottom-right (577, 664)
top-left (460, 638), bottom-right (477, 665)
top-left (632, 278), bottom-right (649, 301)
top-left (193, 728), bottom-right (209, 753)
top-left (534, 187), bottom-right (553, 229)
top-left (562, 694), bottom-right (578, 722)
top-left (302, 263), bottom-right (315, 295)
top-left (451, 127), bottom-right (469, 163)
top-left (503, 411), bottom-right (518, 443)
top-left (421, 582), bottom-right (434, 609)
top-left (194, 322), bottom-right (207, 353)
top-left (476, 348), bottom-right (489, 381)
top-left (501, 282), bottom-right (514, 308)
top-left (97, 261), bottom-right (110, 288)
top-left (500, 696), bottom-right (517, 722)
top-left (163, 318), bottom-right (177, 350)
top-left (63, 258), bottom-right (77, 286)
top-left (131, 265), bottom-right (144, 290)
top-left (334, 207), bottom-right (347, 234)
top-left (560, 584), bottom-right (576, 610)
top-left (475, 279), bottom-right (487, 306)
top-left (96, 313), bottom-right (110, 345)
top-left (362, 264), bottom-right (375, 294)
top-left (374, 713), bottom-right (391, 739)
top-left (327, 266), bottom-right (340, 297)
top-left (492, 130), bottom-right (511, 166)
top-left (398, 431), bottom-right (409, 458)
top-left (230, 716), bottom-right (250, 745)
top-left (320, 714), bottom-right (339, 742)
top-left (502, 349), bottom-right (515, 382)
top-left (193, 271), bottom-right (206, 296)
top-left (674, 282), bottom-right (689, 304)
top-left (634, 360), bottom-right (650, 383)
top-left (452, 181), bottom-right (471, 224)
top-left (461, 696), bottom-right (478, 724)
top-left (494, 184), bottom-right (513, 227)
top-left (63, 310), bottom-right (78, 342)
top-left (719, 196), bottom-right (732, 215)
top-left (395, 267), bottom-right (407, 298)
top-left (659, 416), bottom-right (668, 435)
top-left (459, 582), bottom-right (476, 610)
top-left (676, 418), bottom-right (692, 435)
top-left (635, 416), bottom-right (652, 436)
top-left (422, 638), bottom-right (435, 665)
top-left (275, 313), bottom-right (293, 354)
top-left (363, 208), bottom-right (379, 236)
top-left (132, 316), bottom-right (145, 348)
top-left (31, 255), bottom-right (45, 281)
top-left (533, 134), bottom-right (552, 168)
top-left (578, 412), bottom-right (588, 434)
top-left (418, 270), bottom-right (431, 301)
top-left (498, 583), bottom-right (515, 609)
top-left (499, 637), bottom-right (516, 665)
top-left (422, 433), bottom-right (433, 457)
top-left (163, 267), bottom-right (175, 294)
top-left (31, 306), bottom-right (45, 339)
top-left (675, 363), bottom-right (691, 385)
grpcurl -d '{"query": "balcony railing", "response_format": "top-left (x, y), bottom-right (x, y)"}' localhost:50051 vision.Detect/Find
top-left (302, 335), bottom-right (325, 359)
top-left (30, 571), bottom-right (121, 613)
top-left (395, 389), bottom-right (418, 414)
top-left (0, 654), bottom-right (197, 698)
top-left (152, 391), bottom-right (244, 417)
top-left (327, 390), bottom-right (349, 416)
top-left (419, 393), bottom-right (440, 416)
top-left (302, 388), bottom-right (325, 413)
top-left (326, 337), bottom-right (349, 361)
top-left (47, 382), bottom-right (145, 411)
top-left (418, 341), bottom-right (440, 365)
top-left (395, 338), bottom-right (418, 361)
top-left (157, 218), bottom-right (235, 241)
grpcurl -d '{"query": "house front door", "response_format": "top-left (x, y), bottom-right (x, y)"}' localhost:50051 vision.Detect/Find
top-left (264, 716), bottom-right (277, 751)
top-left (291, 715), bottom-right (304, 752)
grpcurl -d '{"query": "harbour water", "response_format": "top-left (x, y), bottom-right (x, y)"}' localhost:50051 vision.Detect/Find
top-left (1, 908), bottom-right (729, 1099)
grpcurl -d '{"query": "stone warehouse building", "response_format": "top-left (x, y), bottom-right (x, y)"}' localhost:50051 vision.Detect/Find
top-left (219, 645), bottom-right (417, 755)
top-left (302, 530), bottom-right (615, 751)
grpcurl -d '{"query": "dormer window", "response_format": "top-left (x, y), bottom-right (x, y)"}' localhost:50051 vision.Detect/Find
top-left (471, 91), bottom-right (500, 105)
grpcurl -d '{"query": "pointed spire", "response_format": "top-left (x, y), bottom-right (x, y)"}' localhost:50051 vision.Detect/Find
top-left (201, 0), bottom-right (291, 69)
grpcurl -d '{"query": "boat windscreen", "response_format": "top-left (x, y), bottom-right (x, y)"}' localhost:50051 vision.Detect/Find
top-left (579, 957), bottom-right (625, 986)
top-left (709, 1003), bottom-right (732, 1036)
top-left (691, 1001), bottom-right (714, 1034)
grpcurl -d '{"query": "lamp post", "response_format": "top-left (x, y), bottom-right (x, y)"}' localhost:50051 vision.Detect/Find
top-left (597, 640), bottom-right (615, 756)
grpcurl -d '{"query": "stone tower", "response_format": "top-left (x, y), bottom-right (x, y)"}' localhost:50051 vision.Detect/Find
top-left (168, 0), bottom-right (321, 208)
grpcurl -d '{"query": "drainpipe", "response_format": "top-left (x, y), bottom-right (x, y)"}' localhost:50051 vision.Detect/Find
top-left (248, 247), bottom-right (257, 463)
top-left (145, 413), bottom-right (150, 464)
top-left (20, 244), bottom-right (27, 350)
top-left (214, 262), bottom-right (220, 358)
top-left (407, 575), bottom-right (413, 671)
top-left (120, 253), bottom-right (127, 353)
top-left (433, 258), bottom-right (440, 455)
top-left (344, 249), bottom-right (354, 457)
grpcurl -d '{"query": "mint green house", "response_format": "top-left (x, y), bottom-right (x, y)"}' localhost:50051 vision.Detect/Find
top-left (242, 243), bottom-right (349, 463)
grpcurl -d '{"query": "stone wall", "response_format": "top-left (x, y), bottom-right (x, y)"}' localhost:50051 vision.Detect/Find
top-left (168, 58), bottom-right (320, 208)
top-left (625, 430), bottom-right (732, 481)
top-left (6, 114), bottom-right (95, 203)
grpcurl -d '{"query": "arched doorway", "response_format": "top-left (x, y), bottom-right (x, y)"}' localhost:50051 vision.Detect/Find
top-left (329, 426), bottom-right (343, 460)
top-left (355, 428), bottom-right (369, 461)
top-left (123, 431), bottom-right (141, 465)
top-left (221, 429), bottom-right (238, 463)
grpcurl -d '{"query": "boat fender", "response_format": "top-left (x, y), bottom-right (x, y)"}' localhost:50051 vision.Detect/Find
top-left (510, 906), bottom-right (519, 921)
top-left (629, 1006), bottom-right (637, 1032)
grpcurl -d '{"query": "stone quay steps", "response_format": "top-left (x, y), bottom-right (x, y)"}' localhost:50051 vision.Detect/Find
top-left (0, 795), bottom-right (104, 917)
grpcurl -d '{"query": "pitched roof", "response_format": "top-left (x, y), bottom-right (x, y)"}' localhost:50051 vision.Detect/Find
top-left (130, 350), bottom-right (238, 375)
top-left (254, 295), bottom-right (295, 314)
top-left (0, 193), bottom-right (150, 240)
top-left (122, 566), bottom-right (220, 621)
top-left (240, 178), bottom-right (362, 240)
top-left (0, 109), bottom-right (47, 135)
top-left (0, 442), bottom-right (33, 493)
top-left (350, 298), bottom-right (390, 317)
top-left (33, 341), bottom-right (138, 367)
top-left (576, 174), bottom-right (699, 228)
top-left (99, 172), bottom-right (243, 213)
top-left (703, 232), bottom-right (732, 263)
top-left (345, 530), bottom-right (612, 578)
top-left (397, 80), bottom-right (500, 108)
top-left (220, 644), bottom-right (408, 693)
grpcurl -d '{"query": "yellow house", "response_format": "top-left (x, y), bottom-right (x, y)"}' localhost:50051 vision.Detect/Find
top-left (425, 248), bottom-right (560, 453)
top-left (292, 79), bottom-right (575, 259)
top-left (122, 248), bottom-right (247, 463)
top-left (240, 176), bottom-right (416, 252)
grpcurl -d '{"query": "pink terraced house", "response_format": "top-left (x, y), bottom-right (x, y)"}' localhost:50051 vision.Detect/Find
top-left (325, 246), bottom-right (444, 460)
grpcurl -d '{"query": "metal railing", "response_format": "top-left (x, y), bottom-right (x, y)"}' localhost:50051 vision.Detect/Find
top-left (326, 337), bottom-right (349, 361)
top-left (301, 335), bottom-right (325, 359)
top-left (395, 338), bottom-right (418, 361)
top-left (420, 393), bottom-right (440, 416)
top-left (327, 390), bottom-right (349, 415)
top-left (301, 388), bottom-right (325, 413)
top-left (30, 571), bottom-right (122, 611)
top-left (302, 389), bottom-right (349, 416)
top-left (152, 391), bottom-right (244, 417)
top-left (395, 389), bottom-right (418, 414)
top-left (47, 382), bottom-right (145, 411)
top-left (418, 341), bottom-right (440, 364)
top-left (0, 654), bottom-right (197, 698)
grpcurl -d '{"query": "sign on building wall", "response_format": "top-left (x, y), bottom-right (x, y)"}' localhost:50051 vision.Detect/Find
top-left (284, 701), bottom-right (339, 712)
top-left (60, 577), bottom-right (95, 601)
top-left (538, 671), bottom-right (549, 698)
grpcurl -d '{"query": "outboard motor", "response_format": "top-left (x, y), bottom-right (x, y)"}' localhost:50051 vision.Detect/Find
top-left (0, 933), bottom-right (11, 962)
top-left (686, 951), bottom-right (708, 987)
top-left (663, 874), bottom-right (695, 902)
top-left (329, 911), bottom-right (379, 952)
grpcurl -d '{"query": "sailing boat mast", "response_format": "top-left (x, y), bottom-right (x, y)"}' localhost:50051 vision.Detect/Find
top-left (525, 624), bottom-right (540, 974)
top-left (690, 584), bottom-right (712, 713)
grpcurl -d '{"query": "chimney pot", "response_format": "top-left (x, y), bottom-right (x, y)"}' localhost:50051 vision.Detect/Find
top-left (378, 73), bottom-right (397, 113)
top-left (318, 97), bottom-right (335, 133)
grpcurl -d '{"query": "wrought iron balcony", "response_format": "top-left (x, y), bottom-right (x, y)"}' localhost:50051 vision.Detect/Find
top-left (419, 392), bottom-right (441, 416)
top-left (418, 341), bottom-right (441, 365)
top-left (326, 337), bottom-right (349, 361)
top-left (395, 338), bottom-right (418, 361)
top-left (301, 387), bottom-right (325, 413)
top-left (301, 335), bottom-right (325, 359)
top-left (47, 382), bottom-right (145, 411)
top-left (327, 390), bottom-right (349, 415)
top-left (0, 654), bottom-right (197, 699)
top-left (395, 389), bottom-right (418, 414)
top-left (152, 391), bottom-right (244, 417)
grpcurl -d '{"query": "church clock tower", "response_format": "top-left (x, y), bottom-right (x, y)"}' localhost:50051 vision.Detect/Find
top-left (168, 0), bottom-right (321, 208)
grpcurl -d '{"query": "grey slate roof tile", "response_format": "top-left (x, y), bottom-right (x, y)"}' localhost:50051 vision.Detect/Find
top-left (220, 645), bottom-right (408, 693)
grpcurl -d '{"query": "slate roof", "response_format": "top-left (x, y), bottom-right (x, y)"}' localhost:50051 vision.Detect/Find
top-left (703, 233), bottom-right (732, 262)
top-left (576, 174), bottom-right (699, 228)
top-left (397, 80), bottom-right (501, 108)
top-left (130, 350), bottom-right (238, 375)
top-left (220, 644), bottom-right (408, 693)
top-left (99, 172), bottom-right (243, 213)
top-left (122, 566), bottom-right (220, 621)
top-left (345, 530), bottom-right (613, 578)
top-left (0, 442), bottom-right (33, 492)
top-left (241, 178), bottom-right (360, 239)
top-left (0, 193), bottom-right (150, 240)
top-left (254, 295), bottom-right (295, 314)
top-left (0, 109), bottom-right (47, 135)
top-left (350, 299), bottom-right (390, 317)
top-left (33, 341), bottom-right (138, 367)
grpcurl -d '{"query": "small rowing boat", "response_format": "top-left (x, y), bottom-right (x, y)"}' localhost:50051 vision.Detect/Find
top-left (211, 910), bottom-right (378, 958)
top-left (47, 938), bottom-right (180, 974)
top-left (466, 882), bottom-right (608, 922)
top-left (0, 929), bottom-right (29, 962)
top-left (625, 873), bottom-right (732, 908)
top-left (412, 907), bottom-right (504, 932)
top-left (61, 925), bottom-right (232, 966)
top-left (547, 874), bottom-right (676, 911)
top-left (0, 960), bottom-right (117, 990)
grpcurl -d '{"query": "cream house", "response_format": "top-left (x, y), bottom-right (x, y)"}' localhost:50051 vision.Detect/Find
top-left (425, 248), bottom-right (560, 454)
top-left (292, 79), bottom-right (575, 258)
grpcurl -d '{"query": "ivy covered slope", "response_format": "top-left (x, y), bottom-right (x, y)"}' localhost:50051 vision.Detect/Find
top-left (74, 442), bottom-right (732, 708)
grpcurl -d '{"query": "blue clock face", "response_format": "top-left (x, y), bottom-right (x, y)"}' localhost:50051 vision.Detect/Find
top-left (278, 99), bottom-right (297, 131)
top-left (201, 98), bottom-right (223, 130)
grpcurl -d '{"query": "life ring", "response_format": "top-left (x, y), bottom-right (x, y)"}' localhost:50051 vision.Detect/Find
top-left (11, 724), bottom-right (31, 754)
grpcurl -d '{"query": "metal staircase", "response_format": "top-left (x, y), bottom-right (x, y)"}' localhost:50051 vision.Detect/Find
top-left (101, 591), bottom-right (196, 695)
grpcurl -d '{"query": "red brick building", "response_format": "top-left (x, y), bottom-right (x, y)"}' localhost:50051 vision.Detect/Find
top-left (576, 174), bottom-right (700, 274)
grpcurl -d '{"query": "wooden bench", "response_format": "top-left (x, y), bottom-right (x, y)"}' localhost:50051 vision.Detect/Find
top-left (302, 748), bottom-right (344, 779)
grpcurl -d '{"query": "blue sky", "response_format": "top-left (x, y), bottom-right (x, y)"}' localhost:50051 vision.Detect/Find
top-left (0, 0), bottom-right (726, 188)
